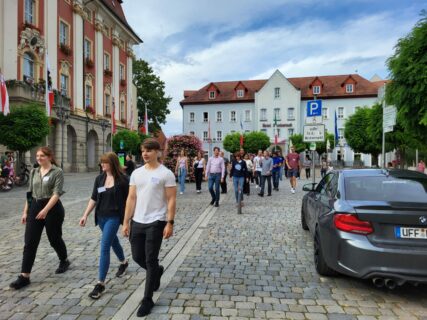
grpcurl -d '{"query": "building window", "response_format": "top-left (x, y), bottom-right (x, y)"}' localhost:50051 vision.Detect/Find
top-left (203, 131), bottom-right (208, 141)
top-left (313, 85), bottom-right (320, 95)
top-left (346, 84), bottom-right (354, 93)
top-left (189, 131), bottom-right (195, 136)
top-left (288, 128), bottom-right (294, 137)
top-left (338, 107), bottom-right (344, 119)
top-left (60, 74), bottom-right (69, 96)
top-left (237, 89), bottom-right (244, 98)
top-left (23, 52), bottom-right (34, 79)
top-left (230, 111), bottom-right (236, 122)
top-left (203, 112), bottom-right (209, 122)
top-left (105, 94), bottom-right (110, 115)
top-left (59, 21), bottom-right (69, 45)
top-left (84, 38), bottom-right (91, 59)
top-left (274, 87), bottom-right (280, 99)
top-left (287, 108), bottom-right (295, 120)
top-left (85, 84), bottom-right (92, 107)
top-left (25, 0), bottom-right (35, 24)
top-left (104, 53), bottom-right (110, 70)
top-left (338, 128), bottom-right (344, 139)
top-left (245, 110), bottom-right (251, 122)
top-left (274, 108), bottom-right (281, 121)
top-left (209, 91), bottom-right (215, 99)
top-left (217, 131), bottom-right (222, 141)
top-left (189, 112), bottom-right (195, 123)
top-left (260, 108), bottom-right (267, 121)
top-left (216, 111), bottom-right (222, 122)
top-left (261, 129), bottom-right (267, 134)
top-left (120, 64), bottom-right (125, 80)
top-left (120, 100), bottom-right (125, 120)
top-left (322, 107), bottom-right (328, 120)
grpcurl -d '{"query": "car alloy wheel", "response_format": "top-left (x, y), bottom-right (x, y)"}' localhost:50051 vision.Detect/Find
top-left (301, 203), bottom-right (308, 230)
top-left (314, 228), bottom-right (336, 276)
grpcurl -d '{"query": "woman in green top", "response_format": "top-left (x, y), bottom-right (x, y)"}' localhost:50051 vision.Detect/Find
top-left (10, 147), bottom-right (70, 290)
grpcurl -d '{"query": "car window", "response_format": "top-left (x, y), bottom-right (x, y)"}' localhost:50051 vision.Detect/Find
top-left (316, 173), bottom-right (334, 195)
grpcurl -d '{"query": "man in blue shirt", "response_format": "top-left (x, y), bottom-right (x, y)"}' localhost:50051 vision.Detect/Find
top-left (272, 152), bottom-right (283, 191)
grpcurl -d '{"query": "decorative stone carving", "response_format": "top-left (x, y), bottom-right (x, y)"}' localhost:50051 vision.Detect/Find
top-left (19, 28), bottom-right (45, 58)
top-left (112, 34), bottom-right (121, 47)
top-left (60, 60), bottom-right (72, 73)
top-left (126, 47), bottom-right (135, 59)
top-left (94, 19), bottom-right (104, 32)
top-left (73, 0), bottom-right (88, 19)
top-left (85, 73), bottom-right (95, 83)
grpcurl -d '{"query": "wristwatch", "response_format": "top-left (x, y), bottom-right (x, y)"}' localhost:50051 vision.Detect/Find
top-left (167, 219), bottom-right (174, 225)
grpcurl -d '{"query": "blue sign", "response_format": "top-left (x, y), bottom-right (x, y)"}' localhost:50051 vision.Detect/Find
top-left (307, 100), bottom-right (322, 117)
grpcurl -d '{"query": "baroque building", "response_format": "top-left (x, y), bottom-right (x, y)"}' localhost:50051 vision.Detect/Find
top-left (0, 0), bottom-right (142, 171)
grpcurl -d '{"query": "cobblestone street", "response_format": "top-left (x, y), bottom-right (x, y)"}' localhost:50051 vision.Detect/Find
top-left (1, 173), bottom-right (427, 319)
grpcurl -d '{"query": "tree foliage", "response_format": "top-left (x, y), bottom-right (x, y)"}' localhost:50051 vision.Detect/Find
top-left (133, 59), bottom-right (172, 134)
top-left (289, 134), bottom-right (309, 153)
top-left (0, 103), bottom-right (49, 152)
top-left (386, 11), bottom-right (427, 143)
top-left (223, 131), bottom-right (270, 154)
top-left (112, 129), bottom-right (141, 155)
top-left (316, 133), bottom-right (335, 155)
top-left (223, 132), bottom-right (241, 154)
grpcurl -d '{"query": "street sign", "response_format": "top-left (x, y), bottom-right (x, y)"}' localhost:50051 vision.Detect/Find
top-left (307, 100), bottom-right (322, 117)
top-left (309, 142), bottom-right (316, 151)
top-left (384, 125), bottom-right (394, 133)
top-left (383, 105), bottom-right (396, 129)
top-left (303, 124), bottom-right (325, 142)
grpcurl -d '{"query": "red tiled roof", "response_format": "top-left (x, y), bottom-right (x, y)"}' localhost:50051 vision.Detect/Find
top-left (180, 74), bottom-right (380, 106)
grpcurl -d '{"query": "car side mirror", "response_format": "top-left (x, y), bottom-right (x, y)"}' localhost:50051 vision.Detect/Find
top-left (303, 183), bottom-right (317, 192)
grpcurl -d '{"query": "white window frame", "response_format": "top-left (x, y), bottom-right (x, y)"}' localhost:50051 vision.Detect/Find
top-left (84, 38), bottom-right (91, 59)
top-left (245, 110), bottom-right (251, 122)
top-left (274, 87), bottom-right (280, 99)
top-left (120, 100), bottom-right (125, 120)
top-left (288, 128), bottom-right (294, 137)
top-left (230, 111), bottom-right (236, 123)
top-left (85, 84), bottom-right (92, 107)
top-left (216, 111), bottom-right (222, 122)
top-left (338, 107), bottom-right (344, 119)
top-left (23, 52), bottom-right (35, 79)
top-left (260, 108), bottom-right (267, 121)
top-left (203, 131), bottom-right (208, 141)
top-left (346, 84), bottom-right (354, 93)
top-left (105, 93), bottom-right (111, 115)
top-left (209, 91), bottom-right (215, 99)
top-left (338, 128), bottom-right (344, 140)
top-left (104, 52), bottom-right (110, 70)
top-left (59, 21), bottom-right (69, 45)
top-left (322, 107), bottom-right (328, 120)
top-left (237, 89), bottom-right (244, 98)
top-left (313, 85), bottom-right (321, 95)
top-left (120, 64), bottom-right (125, 80)
top-left (25, 0), bottom-right (35, 24)
top-left (274, 108), bottom-right (281, 121)
top-left (216, 131), bottom-right (222, 141)
top-left (287, 108), bottom-right (295, 120)
top-left (60, 74), bottom-right (69, 96)
top-left (189, 112), bottom-right (195, 123)
top-left (203, 112), bottom-right (209, 122)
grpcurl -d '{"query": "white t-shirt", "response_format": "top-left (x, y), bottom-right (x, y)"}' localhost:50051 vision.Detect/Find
top-left (254, 156), bottom-right (263, 171)
top-left (130, 164), bottom-right (176, 224)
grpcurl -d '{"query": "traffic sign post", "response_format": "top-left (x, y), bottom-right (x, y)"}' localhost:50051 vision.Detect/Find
top-left (303, 124), bottom-right (325, 142)
top-left (382, 105), bottom-right (396, 167)
top-left (307, 100), bottom-right (322, 117)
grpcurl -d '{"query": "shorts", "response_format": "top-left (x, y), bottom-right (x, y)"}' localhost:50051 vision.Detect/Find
top-left (288, 168), bottom-right (299, 177)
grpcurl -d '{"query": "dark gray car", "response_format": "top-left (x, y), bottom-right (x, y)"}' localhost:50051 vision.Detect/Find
top-left (301, 169), bottom-right (427, 289)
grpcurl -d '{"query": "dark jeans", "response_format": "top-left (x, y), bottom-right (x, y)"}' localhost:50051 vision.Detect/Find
top-left (220, 171), bottom-right (228, 193)
top-left (195, 168), bottom-right (204, 191)
top-left (272, 171), bottom-right (280, 189)
top-left (130, 220), bottom-right (166, 299)
top-left (305, 168), bottom-right (311, 179)
top-left (254, 171), bottom-right (261, 186)
top-left (208, 173), bottom-right (221, 203)
top-left (260, 175), bottom-right (272, 196)
top-left (21, 198), bottom-right (68, 273)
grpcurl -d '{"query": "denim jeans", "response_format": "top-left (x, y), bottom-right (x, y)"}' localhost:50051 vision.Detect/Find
top-left (232, 176), bottom-right (244, 203)
top-left (178, 168), bottom-right (187, 193)
top-left (272, 170), bottom-right (280, 189)
top-left (98, 216), bottom-right (125, 282)
top-left (208, 173), bottom-right (221, 203)
top-left (279, 166), bottom-right (283, 181)
top-left (260, 175), bottom-right (272, 195)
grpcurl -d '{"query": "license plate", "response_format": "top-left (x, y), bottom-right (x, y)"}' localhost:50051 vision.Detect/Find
top-left (395, 227), bottom-right (427, 239)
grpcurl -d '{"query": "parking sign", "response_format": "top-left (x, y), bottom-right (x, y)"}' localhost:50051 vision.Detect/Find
top-left (307, 100), bottom-right (322, 117)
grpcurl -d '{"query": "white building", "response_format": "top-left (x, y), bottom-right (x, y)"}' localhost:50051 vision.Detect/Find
top-left (181, 70), bottom-right (386, 165)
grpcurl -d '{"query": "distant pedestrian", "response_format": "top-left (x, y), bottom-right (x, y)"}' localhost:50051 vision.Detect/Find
top-left (194, 151), bottom-right (206, 193)
top-left (417, 160), bottom-right (425, 173)
top-left (258, 150), bottom-right (273, 197)
top-left (277, 151), bottom-right (284, 181)
top-left (79, 152), bottom-right (129, 299)
top-left (243, 153), bottom-right (253, 195)
top-left (220, 151), bottom-right (229, 194)
top-left (175, 149), bottom-right (188, 195)
top-left (122, 138), bottom-right (177, 317)
top-left (253, 150), bottom-right (263, 189)
top-left (230, 152), bottom-right (248, 207)
top-left (124, 154), bottom-right (135, 177)
top-left (205, 147), bottom-right (225, 207)
top-left (320, 158), bottom-right (328, 178)
top-left (304, 155), bottom-right (312, 179)
top-left (10, 147), bottom-right (70, 290)
top-left (286, 146), bottom-right (300, 194)
top-left (272, 152), bottom-right (283, 191)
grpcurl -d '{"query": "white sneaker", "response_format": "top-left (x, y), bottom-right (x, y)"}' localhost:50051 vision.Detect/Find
top-left (291, 189), bottom-right (295, 194)
top-left (180, 192), bottom-right (183, 195)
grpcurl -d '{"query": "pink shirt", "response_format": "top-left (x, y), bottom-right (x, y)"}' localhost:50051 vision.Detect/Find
top-left (286, 153), bottom-right (300, 169)
top-left (206, 156), bottom-right (225, 178)
top-left (417, 163), bottom-right (425, 173)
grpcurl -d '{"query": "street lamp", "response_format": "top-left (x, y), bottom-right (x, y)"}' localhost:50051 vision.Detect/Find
top-left (54, 90), bottom-right (70, 169)
top-left (99, 118), bottom-right (109, 154)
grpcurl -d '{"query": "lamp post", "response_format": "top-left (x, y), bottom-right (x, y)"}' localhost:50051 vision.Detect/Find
top-left (54, 90), bottom-right (70, 169)
top-left (99, 118), bottom-right (109, 154)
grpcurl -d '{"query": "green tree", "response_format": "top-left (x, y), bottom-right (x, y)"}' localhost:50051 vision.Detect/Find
top-left (316, 133), bottom-right (335, 155)
top-left (243, 131), bottom-right (270, 154)
top-left (386, 11), bottom-right (427, 143)
top-left (289, 134), bottom-right (309, 153)
top-left (133, 59), bottom-right (172, 134)
top-left (0, 103), bottom-right (49, 152)
top-left (223, 132), bottom-right (241, 154)
top-left (112, 130), bottom-right (141, 155)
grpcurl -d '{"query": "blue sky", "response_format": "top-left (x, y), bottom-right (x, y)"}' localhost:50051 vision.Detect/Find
top-left (122, 0), bottom-right (426, 136)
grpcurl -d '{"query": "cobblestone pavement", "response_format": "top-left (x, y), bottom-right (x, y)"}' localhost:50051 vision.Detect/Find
top-left (1, 174), bottom-right (427, 319)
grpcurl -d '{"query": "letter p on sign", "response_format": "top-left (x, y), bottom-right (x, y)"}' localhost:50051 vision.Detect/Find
top-left (307, 100), bottom-right (322, 117)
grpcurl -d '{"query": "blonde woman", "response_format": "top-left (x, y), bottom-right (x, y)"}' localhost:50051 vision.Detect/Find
top-left (175, 149), bottom-right (188, 195)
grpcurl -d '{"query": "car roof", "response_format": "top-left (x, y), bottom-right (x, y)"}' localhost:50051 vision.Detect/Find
top-left (337, 168), bottom-right (427, 180)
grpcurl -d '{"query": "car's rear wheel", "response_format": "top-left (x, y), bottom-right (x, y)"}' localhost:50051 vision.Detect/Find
top-left (314, 227), bottom-right (337, 276)
top-left (301, 203), bottom-right (308, 230)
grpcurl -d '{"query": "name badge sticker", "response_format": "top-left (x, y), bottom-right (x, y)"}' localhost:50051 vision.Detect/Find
top-left (43, 176), bottom-right (50, 182)
top-left (151, 177), bottom-right (160, 185)
top-left (97, 186), bottom-right (106, 193)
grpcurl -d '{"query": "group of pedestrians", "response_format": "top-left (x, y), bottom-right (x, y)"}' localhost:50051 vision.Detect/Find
top-left (10, 139), bottom-right (177, 318)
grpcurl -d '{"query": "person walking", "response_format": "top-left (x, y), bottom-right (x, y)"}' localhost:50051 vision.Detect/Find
top-left (272, 152), bottom-right (283, 191)
top-left (253, 150), bottom-right (263, 189)
top-left (122, 139), bottom-right (177, 317)
top-left (194, 152), bottom-right (205, 193)
top-left (277, 151), bottom-right (284, 181)
top-left (79, 152), bottom-right (130, 299)
top-left (10, 147), bottom-right (70, 290)
top-left (258, 150), bottom-right (273, 197)
top-left (286, 146), bottom-right (300, 194)
top-left (230, 152), bottom-right (248, 207)
top-left (243, 153), bottom-right (253, 195)
top-left (320, 158), bottom-right (328, 178)
top-left (304, 155), bottom-right (312, 179)
top-left (205, 147), bottom-right (225, 207)
top-left (220, 151), bottom-right (229, 194)
top-left (124, 154), bottom-right (135, 177)
top-left (417, 160), bottom-right (425, 173)
top-left (175, 149), bottom-right (188, 195)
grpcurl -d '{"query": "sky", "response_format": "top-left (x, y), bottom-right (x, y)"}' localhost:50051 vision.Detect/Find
top-left (122, 0), bottom-right (426, 136)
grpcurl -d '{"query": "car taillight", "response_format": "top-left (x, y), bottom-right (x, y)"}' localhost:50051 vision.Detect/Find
top-left (334, 213), bottom-right (373, 235)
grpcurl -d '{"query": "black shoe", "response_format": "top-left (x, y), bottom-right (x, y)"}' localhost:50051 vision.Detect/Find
top-left (9, 275), bottom-right (30, 290)
top-left (154, 265), bottom-right (164, 291)
top-left (258, 193), bottom-right (263, 197)
top-left (137, 297), bottom-right (154, 317)
top-left (267, 194), bottom-right (272, 196)
top-left (116, 261), bottom-right (128, 277)
top-left (214, 202), bottom-right (219, 207)
top-left (89, 283), bottom-right (105, 299)
top-left (210, 199), bottom-right (215, 205)
top-left (55, 259), bottom-right (70, 274)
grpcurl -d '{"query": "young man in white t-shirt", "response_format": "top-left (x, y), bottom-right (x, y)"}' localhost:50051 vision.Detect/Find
top-left (253, 150), bottom-right (263, 189)
top-left (122, 139), bottom-right (177, 317)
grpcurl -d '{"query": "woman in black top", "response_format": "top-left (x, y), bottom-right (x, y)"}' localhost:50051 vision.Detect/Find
top-left (79, 152), bottom-right (129, 299)
top-left (230, 152), bottom-right (248, 207)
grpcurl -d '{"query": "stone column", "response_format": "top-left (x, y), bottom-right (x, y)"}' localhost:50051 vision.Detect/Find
top-left (112, 32), bottom-right (120, 124)
top-left (1, 0), bottom-right (18, 79)
top-left (72, 1), bottom-right (84, 110)
top-left (45, 0), bottom-right (58, 88)
top-left (95, 18), bottom-right (104, 115)
top-left (126, 48), bottom-right (134, 128)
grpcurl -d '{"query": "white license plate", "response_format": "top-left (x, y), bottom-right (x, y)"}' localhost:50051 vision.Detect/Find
top-left (395, 227), bottom-right (427, 239)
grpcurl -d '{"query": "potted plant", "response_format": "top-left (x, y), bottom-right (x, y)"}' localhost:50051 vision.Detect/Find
top-left (104, 69), bottom-right (113, 77)
top-left (84, 105), bottom-right (96, 115)
top-left (60, 43), bottom-right (72, 55)
top-left (85, 58), bottom-right (94, 68)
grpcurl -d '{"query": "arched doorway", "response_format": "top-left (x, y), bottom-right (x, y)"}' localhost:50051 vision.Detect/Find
top-left (67, 125), bottom-right (77, 170)
top-left (87, 130), bottom-right (99, 169)
top-left (106, 133), bottom-right (112, 152)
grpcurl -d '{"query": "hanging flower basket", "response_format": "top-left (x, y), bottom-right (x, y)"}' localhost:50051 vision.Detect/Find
top-left (60, 43), bottom-right (72, 55)
top-left (85, 58), bottom-right (94, 68)
top-left (85, 105), bottom-right (96, 115)
top-left (104, 69), bottom-right (113, 77)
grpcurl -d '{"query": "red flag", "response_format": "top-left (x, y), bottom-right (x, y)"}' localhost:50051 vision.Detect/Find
top-left (111, 97), bottom-right (116, 134)
top-left (45, 52), bottom-right (54, 116)
top-left (240, 134), bottom-right (244, 146)
top-left (275, 134), bottom-right (278, 144)
top-left (0, 73), bottom-right (10, 115)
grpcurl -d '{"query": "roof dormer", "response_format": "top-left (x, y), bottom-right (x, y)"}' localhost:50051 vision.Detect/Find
top-left (309, 76), bottom-right (323, 95)
top-left (234, 81), bottom-right (248, 98)
top-left (341, 75), bottom-right (357, 94)
top-left (206, 83), bottom-right (220, 100)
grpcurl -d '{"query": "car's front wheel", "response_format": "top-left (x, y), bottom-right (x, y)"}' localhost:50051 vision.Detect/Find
top-left (314, 227), bottom-right (337, 276)
top-left (301, 203), bottom-right (308, 230)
